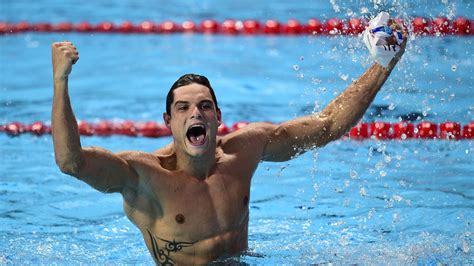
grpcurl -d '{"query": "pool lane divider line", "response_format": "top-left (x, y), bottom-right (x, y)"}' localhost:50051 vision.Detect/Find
top-left (1, 121), bottom-right (473, 140)
top-left (0, 17), bottom-right (472, 36)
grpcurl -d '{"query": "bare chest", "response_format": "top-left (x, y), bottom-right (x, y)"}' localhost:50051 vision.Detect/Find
top-left (157, 170), bottom-right (251, 240)
top-left (125, 156), bottom-right (256, 241)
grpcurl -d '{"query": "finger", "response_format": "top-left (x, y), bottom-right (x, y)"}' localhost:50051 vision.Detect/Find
top-left (403, 28), bottom-right (409, 37)
top-left (60, 46), bottom-right (76, 53)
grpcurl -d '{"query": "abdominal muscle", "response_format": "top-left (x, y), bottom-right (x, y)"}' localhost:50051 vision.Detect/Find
top-left (142, 214), bottom-right (249, 265)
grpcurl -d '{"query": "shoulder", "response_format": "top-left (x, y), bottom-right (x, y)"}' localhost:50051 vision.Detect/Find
top-left (116, 150), bottom-right (160, 165)
top-left (220, 122), bottom-right (278, 152)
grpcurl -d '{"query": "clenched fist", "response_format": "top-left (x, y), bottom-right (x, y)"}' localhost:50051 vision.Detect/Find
top-left (52, 41), bottom-right (79, 80)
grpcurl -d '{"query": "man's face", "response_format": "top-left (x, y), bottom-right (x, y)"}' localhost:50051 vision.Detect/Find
top-left (163, 83), bottom-right (221, 157)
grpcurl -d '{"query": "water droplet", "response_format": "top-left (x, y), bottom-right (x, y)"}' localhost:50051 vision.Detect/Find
top-left (339, 73), bottom-right (349, 81)
top-left (338, 235), bottom-right (349, 246)
top-left (392, 195), bottom-right (403, 202)
top-left (392, 212), bottom-right (400, 223)
top-left (359, 187), bottom-right (367, 196)
top-left (462, 240), bottom-right (470, 253)
top-left (349, 170), bottom-right (358, 179)
top-left (451, 64), bottom-right (457, 71)
top-left (300, 56), bottom-right (304, 61)
top-left (293, 64), bottom-right (300, 71)
top-left (367, 208), bottom-right (375, 219)
top-left (380, 170), bottom-right (387, 177)
top-left (343, 199), bottom-right (350, 207)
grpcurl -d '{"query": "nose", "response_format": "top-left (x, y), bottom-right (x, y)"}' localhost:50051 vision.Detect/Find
top-left (190, 106), bottom-right (202, 120)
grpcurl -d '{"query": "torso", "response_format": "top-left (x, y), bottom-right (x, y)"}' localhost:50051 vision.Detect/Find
top-left (120, 136), bottom-right (263, 265)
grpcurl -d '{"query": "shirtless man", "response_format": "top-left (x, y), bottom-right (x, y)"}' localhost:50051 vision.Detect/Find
top-left (51, 28), bottom-right (406, 264)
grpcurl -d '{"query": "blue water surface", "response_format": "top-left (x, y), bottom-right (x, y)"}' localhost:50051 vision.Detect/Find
top-left (0, 1), bottom-right (473, 264)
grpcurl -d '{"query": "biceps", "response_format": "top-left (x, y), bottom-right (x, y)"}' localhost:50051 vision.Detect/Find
top-left (262, 125), bottom-right (301, 161)
top-left (73, 147), bottom-right (137, 193)
top-left (262, 116), bottom-right (330, 161)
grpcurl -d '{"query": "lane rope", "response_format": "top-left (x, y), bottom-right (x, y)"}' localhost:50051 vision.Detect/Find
top-left (0, 17), bottom-right (472, 36)
top-left (1, 121), bottom-right (473, 140)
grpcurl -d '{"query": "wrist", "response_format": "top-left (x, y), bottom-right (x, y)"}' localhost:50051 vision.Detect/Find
top-left (54, 74), bottom-right (68, 82)
top-left (387, 57), bottom-right (399, 70)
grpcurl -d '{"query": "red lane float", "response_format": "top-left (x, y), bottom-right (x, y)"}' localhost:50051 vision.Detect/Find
top-left (370, 122), bottom-right (392, 139)
top-left (264, 20), bottom-right (281, 34)
top-left (200, 19), bottom-right (219, 33)
top-left (392, 122), bottom-right (415, 139)
top-left (325, 18), bottom-right (344, 34)
top-left (346, 18), bottom-right (366, 35)
top-left (349, 122), bottom-right (369, 140)
top-left (1, 17), bottom-right (472, 36)
top-left (284, 19), bottom-right (303, 34)
top-left (432, 17), bottom-right (450, 35)
top-left (222, 20), bottom-right (240, 34)
top-left (306, 18), bottom-right (323, 34)
top-left (1, 121), bottom-right (473, 140)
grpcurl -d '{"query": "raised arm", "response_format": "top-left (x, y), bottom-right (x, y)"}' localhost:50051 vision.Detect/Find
top-left (261, 33), bottom-right (407, 162)
top-left (51, 41), bottom-right (137, 193)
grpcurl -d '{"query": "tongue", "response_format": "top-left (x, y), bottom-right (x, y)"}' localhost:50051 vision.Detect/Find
top-left (189, 133), bottom-right (206, 146)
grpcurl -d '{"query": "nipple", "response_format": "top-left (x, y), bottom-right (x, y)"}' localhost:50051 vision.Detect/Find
top-left (175, 214), bottom-right (185, 224)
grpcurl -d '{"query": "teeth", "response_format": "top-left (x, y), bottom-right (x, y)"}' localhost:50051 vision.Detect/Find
top-left (190, 124), bottom-right (205, 129)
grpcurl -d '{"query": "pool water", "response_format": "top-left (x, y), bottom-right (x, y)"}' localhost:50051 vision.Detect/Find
top-left (1, 1), bottom-right (473, 264)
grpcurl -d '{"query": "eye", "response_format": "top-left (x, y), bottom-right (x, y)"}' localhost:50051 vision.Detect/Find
top-left (201, 102), bottom-right (213, 110)
top-left (176, 105), bottom-right (188, 111)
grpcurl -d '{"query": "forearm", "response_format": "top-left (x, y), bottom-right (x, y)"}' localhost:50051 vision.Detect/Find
top-left (264, 62), bottom-right (398, 160)
top-left (317, 62), bottom-right (396, 142)
top-left (52, 77), bottom-right (83, 173)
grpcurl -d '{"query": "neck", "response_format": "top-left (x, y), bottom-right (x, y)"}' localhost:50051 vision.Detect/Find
top-left (174, 144), bottom-right (217, 180)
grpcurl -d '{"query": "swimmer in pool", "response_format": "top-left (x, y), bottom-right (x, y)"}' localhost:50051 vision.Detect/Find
top-left (51, 27), bottom-right (407, 264)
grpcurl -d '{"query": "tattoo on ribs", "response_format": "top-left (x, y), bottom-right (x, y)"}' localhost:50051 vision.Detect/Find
top-left (147, 229), bottom-right (197, 265)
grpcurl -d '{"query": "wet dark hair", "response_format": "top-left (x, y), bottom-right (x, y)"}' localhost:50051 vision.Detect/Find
top-left (166, 74), bottom-right (219, 116)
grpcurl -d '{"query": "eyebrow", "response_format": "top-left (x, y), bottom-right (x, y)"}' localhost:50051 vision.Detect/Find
top-left (174, 100), bottom-right (214, 106)
top-left (174, 101), bottom-right (189, 106)
top-left (199, 100), bottom-right (214, 105)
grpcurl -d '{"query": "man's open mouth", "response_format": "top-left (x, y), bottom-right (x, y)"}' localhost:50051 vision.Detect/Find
top-left (186, 124), bottom-right (207, 146)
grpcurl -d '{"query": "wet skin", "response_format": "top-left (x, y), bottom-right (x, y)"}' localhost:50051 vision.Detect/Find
top-left (120, 84), bottom-right (263, 263)
top-left (51, 34), bottom-right (407, 264)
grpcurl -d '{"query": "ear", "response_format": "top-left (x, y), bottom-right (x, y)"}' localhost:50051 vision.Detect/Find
top-left (216, 108), bottom-right (222, 126)
top-left (163, 112), bottom-right (171, 129)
